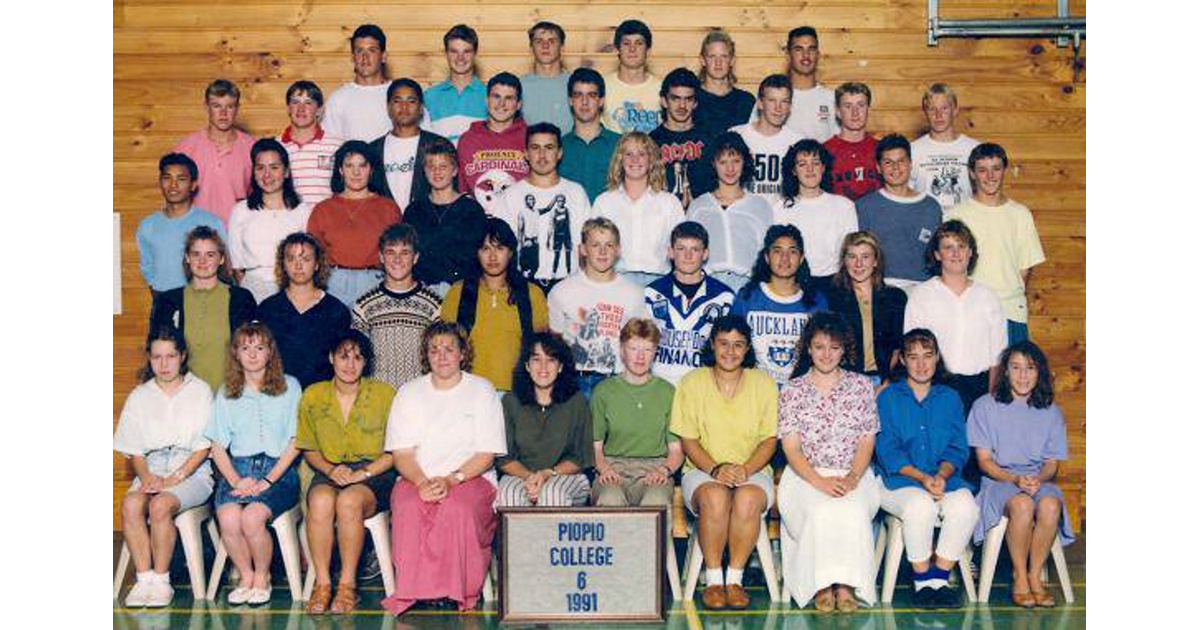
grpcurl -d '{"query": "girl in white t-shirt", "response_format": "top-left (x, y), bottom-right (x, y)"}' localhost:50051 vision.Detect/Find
top-left (228, 138), bottom-right (313, 303)
top-left (774, 140), bottom-right (858, 297)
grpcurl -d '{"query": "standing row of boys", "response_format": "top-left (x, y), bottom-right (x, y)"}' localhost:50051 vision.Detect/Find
top-left (120, 19), bottom-right (1065, 617)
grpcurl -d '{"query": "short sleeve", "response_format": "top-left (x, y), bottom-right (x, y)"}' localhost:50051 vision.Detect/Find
top-left (283, 379), bottom-right (301, 440)
top-left (1043, 405), bottom-right (1069, 461)
top-left (668, 378), bottom-right (699, 440)
top-left (294, 389), bottom-right (320, 452)
top-left (204, 392), bottom-right (234, 449)
top-left (756, 375), bottom-right (780, 443)
top-left (776, 385), bottom-right (799, 437)
top-left (113, 390), bottom-right (146, 457)
top-left (590, 385), bottom-right (609, 442)
top-left (1017, 208), bottom-right (1046, 270)
top-left (384, 388), bottom-right (419, 451)
top-left (547, 286), bottom-right (567, 335)
top-left (854, 377), bottom-right (880, 436)
top-left (474, 384), bottom-right (508, 455)
top-left (966, 399), bottom-right (993, 450)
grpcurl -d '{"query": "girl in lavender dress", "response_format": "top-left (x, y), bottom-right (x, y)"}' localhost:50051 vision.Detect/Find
top-left (967, 340), bottom-right (1073, 609)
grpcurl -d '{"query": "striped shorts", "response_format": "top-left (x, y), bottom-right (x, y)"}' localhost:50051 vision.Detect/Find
top-left (495, 473), bottom-right (591, 508)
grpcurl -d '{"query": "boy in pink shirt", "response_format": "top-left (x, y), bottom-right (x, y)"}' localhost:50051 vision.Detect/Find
top-left (172, 79), bottom-right (255, 224)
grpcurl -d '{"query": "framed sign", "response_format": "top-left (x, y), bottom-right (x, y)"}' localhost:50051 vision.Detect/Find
top-left (497, 507), bottom-right (667, 623)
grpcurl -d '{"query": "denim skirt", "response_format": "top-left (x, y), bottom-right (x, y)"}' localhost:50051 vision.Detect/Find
top-left (214, 453), bottom-right (299, 517)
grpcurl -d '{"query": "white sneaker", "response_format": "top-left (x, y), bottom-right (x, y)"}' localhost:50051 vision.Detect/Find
top-left (246, 587), bottom-right (272, 605)
top-left (124, 580), bottom-right (151, 607)
top-left (227, 586), bottom-right (253, 605)
top-left (144, 579), bottom-right (175, 608)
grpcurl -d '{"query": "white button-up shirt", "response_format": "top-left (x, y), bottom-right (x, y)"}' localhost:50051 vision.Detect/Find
top-left (593, 185), bottom-right (685, 275)
top-left (114, 372), bottom-right (214, 457)
top-left (904, 278), bottom-right (1008, 375)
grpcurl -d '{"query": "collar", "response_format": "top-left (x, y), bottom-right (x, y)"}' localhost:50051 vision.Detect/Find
top-left (281, 124), bottom-right (325, 146)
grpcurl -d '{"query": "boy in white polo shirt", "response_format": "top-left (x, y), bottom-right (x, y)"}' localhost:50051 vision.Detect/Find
top-left (548, 217), bottom-right (648, 397)
top-left (944, 142), bottom-right (1045, 343)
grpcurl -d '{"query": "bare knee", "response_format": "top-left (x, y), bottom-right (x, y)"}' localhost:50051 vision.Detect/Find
top-left (122, 494), bottom-right (148, 524)
top-left (1006, 494), bottom-right (1035, 523)
top-left (695, 485), bottom-right (732, 518)
top-left (217, 507), bottom-right (244, 534)
top-left (336, 491), bottom-right (368, 523)
top-left (148, 496), bottom-right (178, 524)
top-left (731, 488), bottom-right (766, 521)
top-left (1035, 496), bottom-right (1061, 524)
top-left (307, 488), bottom-right (337, 524)
top-left (240, 507), bottom-right (270, 535)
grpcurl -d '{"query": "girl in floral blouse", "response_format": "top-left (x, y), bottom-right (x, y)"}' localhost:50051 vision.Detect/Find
top-left (776, 312), bottom-right (881, 613)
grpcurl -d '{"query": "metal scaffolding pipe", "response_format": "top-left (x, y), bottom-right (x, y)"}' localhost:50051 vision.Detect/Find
top-left (927, 0), bottom-right (1086, 47)
top-left (935, 18), bottom-right (1085, 29)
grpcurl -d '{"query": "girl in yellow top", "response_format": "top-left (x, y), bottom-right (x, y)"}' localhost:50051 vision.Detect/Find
top-left (296, 330), bottom-right (397, 614)
top-left (440, 218), bottom-right (548, 391)
top-left (669, 315), bottom-right (778, 610)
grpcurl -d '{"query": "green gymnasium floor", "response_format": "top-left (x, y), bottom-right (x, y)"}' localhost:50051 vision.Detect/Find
top-left (114, 536), bottom-right (1085, 629)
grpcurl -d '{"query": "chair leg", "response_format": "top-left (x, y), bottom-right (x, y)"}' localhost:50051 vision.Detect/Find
top-left (665, 527), bottom-right (682, 601)
top-left (272, 507), bottom-right (304, 602)
top-left (364, 512), bottom-right (396, 598)
top-left (871, 517), bottom-right (887, 586)
top-left (682, 532), bottom-right (703, 602)
top-left (755, 523), bottom-right (781, 602)
top-left (206, 519), bottom-right (227, 601)
top-left (957, 545), bottom-right (977, 602)
top-left (881, 515), bottom-right (905, 604)
top-left (977, 516), bottom-right (1009, 604)
top-left (298, 521), bottom-right (314, 601)
top-left (113, 542), bottom-right (131, 600)
top-left (1049, 534), bottom-right (1074, 604)
top-left (175, 507), bottom-right (210, 600)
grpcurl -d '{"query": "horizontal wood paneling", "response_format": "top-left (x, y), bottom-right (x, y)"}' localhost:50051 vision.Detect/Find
top-left (113, 0), bottom-right (1086, 529)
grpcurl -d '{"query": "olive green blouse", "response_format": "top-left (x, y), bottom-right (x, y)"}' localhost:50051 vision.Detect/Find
top-left (295, 378), bottom-right (396, 463)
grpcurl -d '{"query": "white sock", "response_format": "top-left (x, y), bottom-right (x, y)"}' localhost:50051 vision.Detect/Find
top-left (726, 568), bottom-right (744, 586)
top-left (914, 577), bottom-right (949, 591)
top-left (153, 572), bottom-right (171, 585)
top-left (135, 570), bottom-right (154, 584)
top-left (705, 568), bottom-right (724, 586)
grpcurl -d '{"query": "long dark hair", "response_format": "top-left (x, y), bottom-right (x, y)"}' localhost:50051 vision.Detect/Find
top-left (330, 140), bottom-right (386, 195)
top-left (458, 218), bottom-right (534, 336)
top-left (511, 332), bottom-right (580, 406)
top-left (739, 224), bottom-right (818, 307)
top-left (246, 138), bottom-right (302, 210)
top-left (993, 340), bottom-right (1055, 409)
top-left (790, 311), bottom-right (857, 379)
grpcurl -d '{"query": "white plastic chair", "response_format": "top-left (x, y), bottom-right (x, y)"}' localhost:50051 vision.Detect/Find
top-left (977, 515), bottom-right (1074, 604)
top-left (299, 509), bottom-right (395, 600)
top-left (113, 504), bottom-right (212, 600)
top-left (682, 514), bottom-right (782, 602)
top-left (205, 504), bottom-right (304, 601)
top-left (878, 513), bottom-right (977, 603)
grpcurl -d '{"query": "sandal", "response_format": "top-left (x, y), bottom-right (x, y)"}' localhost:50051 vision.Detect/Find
top-left (836, 589), bottom-right (859, 613)
top-left (814, 588), bottom-right (836, 613)
top-left (306, 583), bottom-right (332, 615)
top-left (1033, 590), bottom-right (1056, 608)
top-left (1011, 590), bottom-right (1036, 609)
top-left (330, 584), bottom-right (359, 614)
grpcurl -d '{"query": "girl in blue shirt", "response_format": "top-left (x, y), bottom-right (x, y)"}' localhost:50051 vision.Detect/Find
top-left (875, 328), bottom-right (979, 609)
top-left (205, 321), bottom-right (302, 605)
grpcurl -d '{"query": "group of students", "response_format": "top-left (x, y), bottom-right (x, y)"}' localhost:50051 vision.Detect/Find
top-left (118, 17), bottom-right (1070, 617)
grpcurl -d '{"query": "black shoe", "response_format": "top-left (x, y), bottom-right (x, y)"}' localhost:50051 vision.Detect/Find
top-left (912, 587), bottom-right (938, 609)
top-left (934, 586), bottom-right (962, 609)
top-left (359, 549), bottom-right (382, 581)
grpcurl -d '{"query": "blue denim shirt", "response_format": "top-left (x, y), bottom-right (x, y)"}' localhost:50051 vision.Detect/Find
top-left (874, 380), bottom-right (971, 491)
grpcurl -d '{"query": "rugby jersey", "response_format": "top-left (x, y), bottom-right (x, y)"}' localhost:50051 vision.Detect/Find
top-left (644, 274), bottom-right (735, 384)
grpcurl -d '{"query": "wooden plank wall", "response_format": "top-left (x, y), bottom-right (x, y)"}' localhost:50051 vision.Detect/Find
top-left (113, 0), bottom-right (1086, 529)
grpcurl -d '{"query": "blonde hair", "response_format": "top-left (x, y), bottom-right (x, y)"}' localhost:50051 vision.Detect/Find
top-left (606, 132), bottom-right (666, 192)
top-left (698, 29), bottom-right (738, 86)
top-left (921, 82), bottom-right (958, 110)
top-left (832, 231), bottom-right (886, 291)
top-left (580, 216), bottom-right (621, 245)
